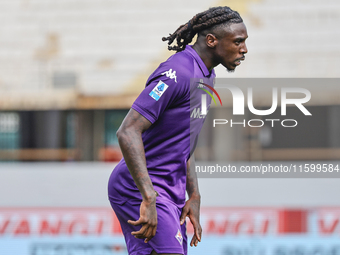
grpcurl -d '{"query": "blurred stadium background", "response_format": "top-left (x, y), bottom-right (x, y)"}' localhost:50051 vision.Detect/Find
top-left (1, 0), bottom-right (340, 254)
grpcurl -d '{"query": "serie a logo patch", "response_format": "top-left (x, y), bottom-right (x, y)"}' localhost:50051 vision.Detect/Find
top-left (149, 80), bottom-right (169, 101)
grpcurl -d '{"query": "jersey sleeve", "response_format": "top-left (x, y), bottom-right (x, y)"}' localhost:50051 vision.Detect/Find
top-left (132, 64), bottom-right (189, 124)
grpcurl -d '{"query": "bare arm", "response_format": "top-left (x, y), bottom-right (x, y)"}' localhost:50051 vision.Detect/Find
top-left (186, 155), bottom-right (201, 199)
top-left (117, 108), bottom-right (155, 201)
top-left (180, 155), bottom-right (202, 247)
top-left (116, 108), bottom-right (157, 242)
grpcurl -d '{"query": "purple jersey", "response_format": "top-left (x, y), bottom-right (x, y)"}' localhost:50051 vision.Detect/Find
top-left (108, 45), bottom-right (215, 207)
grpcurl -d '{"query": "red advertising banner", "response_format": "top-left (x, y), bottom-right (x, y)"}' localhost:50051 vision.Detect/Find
top-left (1, 207), bottom-right (340, 255)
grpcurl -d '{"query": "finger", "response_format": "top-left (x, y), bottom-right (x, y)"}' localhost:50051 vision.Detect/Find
top-left (191, 235), bottom-right (200, 247)
top-left (190, 235), bottom-right (197, 247)
top-left (143, 226), bottom-right (155, 243)
top-left (142, 226), bottom-right (153, 242)
top-left (180, 207), bottom-right (189, 225)
top-left (189, 215), bottom-right (201, 242)
top-left (144, 221), bottom-right (157, 243)
top-left (128, 218), bottom-right (144, 226)
top-left (190, 222), bottom-right (201, 247)
top-left (152, 225), bottom-right (157, 237)
top-left (131, 228), bottom-right (147, 238)
top-left (194, 226), bottom-right (201, 242)
top-left (131, 225), bottom-right (148, 238)
top-left (145, 225), bottom-right (157, 243)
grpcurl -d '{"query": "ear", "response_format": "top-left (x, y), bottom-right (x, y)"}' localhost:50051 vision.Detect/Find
top-left (206, 33), bottom-right (218, 48)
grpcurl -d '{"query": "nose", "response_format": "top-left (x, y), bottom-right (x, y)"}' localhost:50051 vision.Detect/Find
top-left (241, 42), bottom-right (248, 54)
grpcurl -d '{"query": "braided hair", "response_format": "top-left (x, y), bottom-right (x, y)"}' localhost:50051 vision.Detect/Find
top-left (162, 6), bottom-right (243, 52)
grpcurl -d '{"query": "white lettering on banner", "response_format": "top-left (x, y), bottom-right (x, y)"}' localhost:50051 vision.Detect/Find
top-left (186, 208), bottom-right (278, 235)
top-left (0, 208), bottom-right (278, 236)
top-left (2, 208), bottom-right (340, 237)
top-left (0, 209), bottom-right (122, 236)
top-left (161, 69), bottom-right (177, 83)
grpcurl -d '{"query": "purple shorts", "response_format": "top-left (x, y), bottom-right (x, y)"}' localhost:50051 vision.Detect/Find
top-left (110, 199), bottom-right (187, 255)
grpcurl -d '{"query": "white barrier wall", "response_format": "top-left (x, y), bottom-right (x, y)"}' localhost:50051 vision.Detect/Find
top-left (0, 162), bottom-right (340, 207)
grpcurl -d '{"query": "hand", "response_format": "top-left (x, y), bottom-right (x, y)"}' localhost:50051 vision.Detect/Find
top-left (127, 199), bottom-right (158, 243)
top-left (180, 196), bottom-right (202, 247)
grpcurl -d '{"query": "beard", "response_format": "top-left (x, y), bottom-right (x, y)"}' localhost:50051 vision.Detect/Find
top-left (226, 67), bottom-right (235, 73)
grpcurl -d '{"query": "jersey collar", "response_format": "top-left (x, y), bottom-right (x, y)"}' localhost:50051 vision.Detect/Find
top-left (185, 45), bottom-right (214, 77)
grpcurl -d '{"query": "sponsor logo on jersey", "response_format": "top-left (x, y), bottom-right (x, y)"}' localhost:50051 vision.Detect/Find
top-left (149, 80), bottom-right (169, 101)
top-left (191, 107), bottom-right (208, 119)
top-left (162, 69), bottom-right (177, 83)
top-left (175, 229), bottom-right (183, 245)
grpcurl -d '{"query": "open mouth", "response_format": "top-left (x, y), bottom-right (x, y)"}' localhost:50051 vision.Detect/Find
top-left (235, 57), bottom-right (245, 66)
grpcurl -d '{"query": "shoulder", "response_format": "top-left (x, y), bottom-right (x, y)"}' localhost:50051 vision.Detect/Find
top-left (162, 50), bottom-right (195, 80)
top-left (147, 49), bottom-right (195, 86)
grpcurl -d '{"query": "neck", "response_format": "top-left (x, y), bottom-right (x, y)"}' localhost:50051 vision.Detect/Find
top-left (192, 43), bottom-right (216, 72)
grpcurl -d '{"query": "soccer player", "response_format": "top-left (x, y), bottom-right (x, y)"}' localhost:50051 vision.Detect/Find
top-left (108, 6), bottom-right (247, 255)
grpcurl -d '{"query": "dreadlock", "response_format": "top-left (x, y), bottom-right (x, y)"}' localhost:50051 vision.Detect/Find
top-left (162, 6), bottom-right (243, 52)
